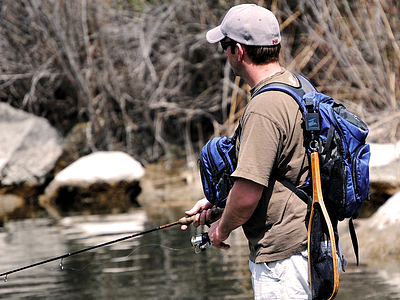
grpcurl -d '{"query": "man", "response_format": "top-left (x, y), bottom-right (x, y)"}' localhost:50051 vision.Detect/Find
top-left (182, 4), bottom-right (311, 299)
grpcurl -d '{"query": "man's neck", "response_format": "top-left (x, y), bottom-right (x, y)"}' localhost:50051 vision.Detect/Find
top-left (245, 62), bottom-right (282, 88)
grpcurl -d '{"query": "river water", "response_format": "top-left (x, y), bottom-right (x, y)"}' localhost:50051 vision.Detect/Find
top-left (0, 209), bottom-right (399, 300)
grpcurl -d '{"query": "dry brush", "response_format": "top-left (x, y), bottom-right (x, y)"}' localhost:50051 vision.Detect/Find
top-left (0, 0), bottom-right (399, 168)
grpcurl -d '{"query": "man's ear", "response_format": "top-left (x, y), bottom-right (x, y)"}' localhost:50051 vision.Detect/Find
top-left (236, 44), bottom-right (245, 62)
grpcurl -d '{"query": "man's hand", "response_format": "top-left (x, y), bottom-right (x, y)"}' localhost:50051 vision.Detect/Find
top-left (208, 220), bottom-right (230, 250)
top-left (180, 198), bottom-right (214, 230)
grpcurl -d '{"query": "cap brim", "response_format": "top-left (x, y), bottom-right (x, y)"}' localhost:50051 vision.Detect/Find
top-left (206, 25), bottom-right (225, 44)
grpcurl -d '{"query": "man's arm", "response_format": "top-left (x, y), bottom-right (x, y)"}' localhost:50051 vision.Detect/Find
top-left (209, 177), bottom-right (263, 249)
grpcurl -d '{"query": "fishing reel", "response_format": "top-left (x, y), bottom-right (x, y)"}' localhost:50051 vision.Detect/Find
top-left (191, 232), bottom-right (211, 254)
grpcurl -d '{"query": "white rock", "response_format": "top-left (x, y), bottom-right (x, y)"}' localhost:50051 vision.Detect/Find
top-left (369, 142), bottom-right (400, 167)
top-left (55, 151), bottom-right (145, 186)
top-left (39, 151), bottom-right (145, 215)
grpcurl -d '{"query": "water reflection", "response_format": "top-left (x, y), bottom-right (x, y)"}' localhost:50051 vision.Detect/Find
top-left (0, 210), bottom-right (399, 299)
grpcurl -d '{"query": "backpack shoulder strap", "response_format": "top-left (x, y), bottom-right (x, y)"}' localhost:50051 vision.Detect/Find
top-left (251, 73), bottom-right (317, 204)
top-left (252, 73), bottom-right (317, 113)
top-left (275, 172), bottom-right (311, 205)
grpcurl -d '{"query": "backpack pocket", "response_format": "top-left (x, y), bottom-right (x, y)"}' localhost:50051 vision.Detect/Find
top-left (352, 143), bottom-right (370, 203)
top-left (321, 153), bottom-right (346, 220)
top-left (199, 136), bottom-right (237, 208)
top-left (333, 105), bottom-right (369, 155)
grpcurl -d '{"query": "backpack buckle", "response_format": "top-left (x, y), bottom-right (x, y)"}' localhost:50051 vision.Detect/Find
top-left (309, 139), bottom-right (320, 152)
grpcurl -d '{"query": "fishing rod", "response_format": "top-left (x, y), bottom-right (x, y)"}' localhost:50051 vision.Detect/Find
top-left (0, 208), bottom-right (223, 281)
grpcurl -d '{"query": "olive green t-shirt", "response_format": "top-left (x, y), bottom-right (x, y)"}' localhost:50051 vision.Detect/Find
top-left (231, 69), bottom-right (309, 263)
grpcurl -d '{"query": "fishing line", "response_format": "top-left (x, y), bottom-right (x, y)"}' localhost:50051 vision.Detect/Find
top-left (124, 243), bottom-right (193, 257)
top-left (48, 243), bottom-right (193, 273)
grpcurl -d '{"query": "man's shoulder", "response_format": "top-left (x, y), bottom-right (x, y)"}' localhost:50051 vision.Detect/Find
top-left (251, 68), bottom-right (299, 96)
top-left (249, 69), bottom-right (300, 109)
top-left (271, 68), bottom-right (299, 86)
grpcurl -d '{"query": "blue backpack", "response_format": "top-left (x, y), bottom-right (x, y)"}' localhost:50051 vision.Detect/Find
top-left (198, 127), bottom-right (240, 208)
top-left (255, 73), bottom-right (371, 223)
top-left (198, 73), bottom-right (370, 265)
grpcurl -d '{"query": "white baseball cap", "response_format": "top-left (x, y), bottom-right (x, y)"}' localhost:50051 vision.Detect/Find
top-left (206, 4), bottom-right (281, 46)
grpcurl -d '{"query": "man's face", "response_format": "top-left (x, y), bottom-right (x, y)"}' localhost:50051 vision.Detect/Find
top-left (220, 39), bottom-right (237, 54)
top-left (220, 38), bottom-right (241, 77)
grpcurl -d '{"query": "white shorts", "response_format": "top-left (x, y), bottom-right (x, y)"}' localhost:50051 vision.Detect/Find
top-left (249, 251), bottom-right (312, 300)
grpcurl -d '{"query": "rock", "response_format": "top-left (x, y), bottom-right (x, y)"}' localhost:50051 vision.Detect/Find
top-left (339, 192), bottom-right (400, 265)
top-left (0, 194), bottom-right (25, 216)
top-left (358, 142), bottom-right (400, 217)
top-left (39, 151), bottom-right (145, 217)
top-left (0, 103), bottom-right (63, 220)
top-left (369, 142), bottom-right (400, 194)
top-left (0, 103), bottom-right (63, 186)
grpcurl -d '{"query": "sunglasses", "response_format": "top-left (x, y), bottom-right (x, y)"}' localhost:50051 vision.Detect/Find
top-left (220, 40), bottom-right (237, 51)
